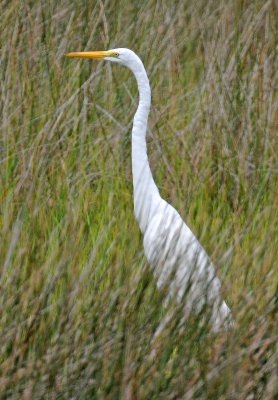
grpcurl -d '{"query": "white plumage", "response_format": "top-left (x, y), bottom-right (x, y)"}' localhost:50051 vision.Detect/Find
top-left (66, 48), bottom-right (232, 331)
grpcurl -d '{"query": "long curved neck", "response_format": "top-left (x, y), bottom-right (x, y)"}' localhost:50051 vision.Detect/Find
top-left (131, 63), bottom-right (161, 233)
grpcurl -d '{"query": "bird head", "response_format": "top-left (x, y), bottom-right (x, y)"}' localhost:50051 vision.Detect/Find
top-left (65, 48), bottom-right (145, 75)
top-left (65, 48), bottom-right (137, 66)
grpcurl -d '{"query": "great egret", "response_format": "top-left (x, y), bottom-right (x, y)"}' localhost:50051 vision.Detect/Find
top-left (66, 48), bottom-right (232, 331)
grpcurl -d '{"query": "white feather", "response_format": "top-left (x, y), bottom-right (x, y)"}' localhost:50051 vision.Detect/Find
top-left (108, 48), bottom-right (233, 331)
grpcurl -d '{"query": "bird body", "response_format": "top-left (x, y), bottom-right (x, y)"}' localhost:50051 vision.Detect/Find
top-left (66, 48), bottom-right (232, 331)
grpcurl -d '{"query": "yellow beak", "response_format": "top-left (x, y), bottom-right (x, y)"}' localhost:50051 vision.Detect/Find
top-left (65, 51), bottom-right (117, 59)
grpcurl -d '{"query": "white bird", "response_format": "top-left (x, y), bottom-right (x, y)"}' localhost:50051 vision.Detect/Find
top-left (66, 48), bottom-right (232, 331)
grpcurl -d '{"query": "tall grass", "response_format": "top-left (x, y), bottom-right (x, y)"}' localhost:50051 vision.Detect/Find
top-left (0, 0), bottom-right (277, 398)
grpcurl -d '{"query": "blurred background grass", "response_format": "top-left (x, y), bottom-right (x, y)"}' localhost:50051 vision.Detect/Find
top-left (0, 0), bottom-right (277, 398)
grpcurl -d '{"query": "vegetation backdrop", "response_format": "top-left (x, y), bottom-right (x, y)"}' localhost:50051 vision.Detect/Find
top-left (0, 0), bottom-right (277, 398)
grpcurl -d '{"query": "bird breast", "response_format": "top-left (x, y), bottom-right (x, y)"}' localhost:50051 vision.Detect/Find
top-left (143, 203), bottom-right (222, 307)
